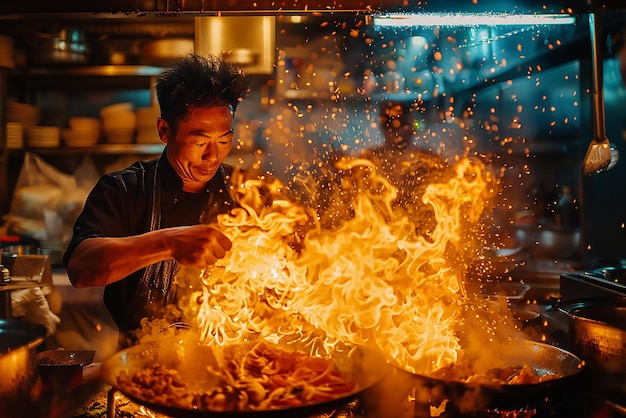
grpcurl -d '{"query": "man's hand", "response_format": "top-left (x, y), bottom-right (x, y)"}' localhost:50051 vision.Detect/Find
top-left (165, 224), bottom-right (232, 267)
top-left (67, 225), bottom-right (233, 288)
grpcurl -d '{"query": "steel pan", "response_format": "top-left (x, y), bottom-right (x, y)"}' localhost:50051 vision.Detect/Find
top-left (101, 333), bottom-right (388, 418)
top-left (394, 339), bottom-right (584, 412)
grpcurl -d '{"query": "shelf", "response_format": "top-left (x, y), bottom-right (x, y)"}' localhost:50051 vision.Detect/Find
top-left (20, 65), bottom-right (163, 78)
top-left (10, 143), bottom-right (165, 155)
top-left (8, 145), bottom-right (260, 169)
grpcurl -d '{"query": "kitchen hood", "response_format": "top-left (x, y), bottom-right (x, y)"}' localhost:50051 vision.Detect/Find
top-left (0, 0), bottom-right (624, 18)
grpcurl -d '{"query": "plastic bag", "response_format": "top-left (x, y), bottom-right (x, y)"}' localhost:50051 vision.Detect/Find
top-left (11, 286), bottom-right (61, 336)
top-left (4, 153), bottom-right (98, 240)
top-left (56, 156), bottom-right (99, 225)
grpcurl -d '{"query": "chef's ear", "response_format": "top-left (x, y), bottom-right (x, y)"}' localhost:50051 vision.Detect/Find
top-left (156, 117), bottom-right (169, 143)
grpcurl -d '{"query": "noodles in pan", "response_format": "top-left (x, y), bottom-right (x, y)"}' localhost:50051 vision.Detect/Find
top-left (116, 340), bottom-right (359, 412)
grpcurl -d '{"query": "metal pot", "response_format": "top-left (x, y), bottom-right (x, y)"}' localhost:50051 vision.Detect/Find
top-left (510, 224), bottom-right (581, 259)
top-left (0, 318), bottom-right (47, 418)
top-left (557, 296), bottom-right (626, 374)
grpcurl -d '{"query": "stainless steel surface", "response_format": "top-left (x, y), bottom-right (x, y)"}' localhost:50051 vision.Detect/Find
top-left (195, 16), bottom-right (275, 74)
top-left (580, 271), bottom-right (626, 293)
top-left (557, 296), bottom-right (626, 375)
top-left (561, 270), bottom-right (626, 300)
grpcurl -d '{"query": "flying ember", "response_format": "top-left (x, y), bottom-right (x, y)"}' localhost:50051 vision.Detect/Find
top-left (176, 154), bottom-right (497, 375)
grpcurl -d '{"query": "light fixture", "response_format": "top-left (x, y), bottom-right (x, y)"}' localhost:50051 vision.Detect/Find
top-left (373, 13), bottom-right (577, 27)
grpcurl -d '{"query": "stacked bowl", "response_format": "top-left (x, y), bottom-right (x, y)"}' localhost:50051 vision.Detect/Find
top-left (6, 122), bottom-right (23, 148)
top-left (100, 103), bottom-right (135, 144)
top-left (62, 117), bottom-right (101, 147)
top-left (135, 106), bottom-right (161, 144)
top-left (24, 126), bottom-right (61, 148)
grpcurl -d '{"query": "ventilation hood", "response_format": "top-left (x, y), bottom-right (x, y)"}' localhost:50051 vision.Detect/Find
top-left (0, 0), bottom-right (623, 18)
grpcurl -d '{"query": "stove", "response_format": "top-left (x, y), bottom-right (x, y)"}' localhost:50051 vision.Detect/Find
top-left (561, 267), bottom-right (626, 300)
top-left (51, 263), bottom-right (626, 418)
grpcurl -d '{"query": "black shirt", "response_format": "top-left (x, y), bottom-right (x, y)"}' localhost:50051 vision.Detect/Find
top-left (63, 150), bottom-right (234, 335)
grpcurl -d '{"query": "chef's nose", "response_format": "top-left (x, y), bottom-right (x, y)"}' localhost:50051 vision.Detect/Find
top-left (202, 142), bottom-right (220, 161)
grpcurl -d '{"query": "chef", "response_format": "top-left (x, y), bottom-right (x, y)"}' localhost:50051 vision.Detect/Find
top-left (63, 53), bottom-right (251, 347)
top-left (362, 99), bottom-right (448, 239)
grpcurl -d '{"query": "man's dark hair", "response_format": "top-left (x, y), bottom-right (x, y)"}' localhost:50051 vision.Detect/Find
top-left (155, 53), bottom-right (250, 125)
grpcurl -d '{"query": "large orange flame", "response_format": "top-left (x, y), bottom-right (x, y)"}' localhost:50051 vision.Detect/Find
top-left (180, 155), bottom-right (496, 375)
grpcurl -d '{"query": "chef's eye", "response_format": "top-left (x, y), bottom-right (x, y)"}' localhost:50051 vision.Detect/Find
top-left (219, 131), bottom-right (234, 144)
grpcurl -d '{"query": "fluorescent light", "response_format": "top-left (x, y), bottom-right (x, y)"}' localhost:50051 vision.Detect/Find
top-left (373, 13), bottom-right (577, 27)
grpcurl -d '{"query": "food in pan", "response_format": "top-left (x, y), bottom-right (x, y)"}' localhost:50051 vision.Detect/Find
top-left (430, 361), bottom-right (561, 385)
top-left (116, 340), bottom-right (359, 412)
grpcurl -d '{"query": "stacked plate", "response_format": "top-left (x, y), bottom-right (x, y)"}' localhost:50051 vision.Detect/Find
top-left (25, 126), bottom-right (61, 147)
top-left (63, 117), bottom-right (101, 146)
top-left (7, 101), bottom-right (40, 126)
top-left (6, 122), bottom-right (23, 148)
top-left (100, 102), bottom-right (135, 144)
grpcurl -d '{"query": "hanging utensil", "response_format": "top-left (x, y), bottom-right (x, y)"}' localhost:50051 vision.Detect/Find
top-left (582, 12), bottom-right (616, 175)
top-left (608, 142), bottom-right (620, 170)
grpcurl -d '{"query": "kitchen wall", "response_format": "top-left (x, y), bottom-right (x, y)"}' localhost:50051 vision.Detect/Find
top-left (2, 11), bottom-right (626, 268)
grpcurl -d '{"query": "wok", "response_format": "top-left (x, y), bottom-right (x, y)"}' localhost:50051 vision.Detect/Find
top-left (394, 339), bottom-right (584, 413)
top-left (101, 332), bottom-right (388, 418)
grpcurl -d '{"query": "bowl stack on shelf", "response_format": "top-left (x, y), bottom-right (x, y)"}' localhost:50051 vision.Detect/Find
top-left (7, 101), bottom-right (40, 149)
top-left (24, 126), bottom-right (61, 148)
top-left (62, 117), bottom-right (101, 147)
top-left (135, 106), bottom-right (161, 144)
top-left (100, 102), bottom-right (135, 144)
top-left (6, 122), bottom-right (24, 148)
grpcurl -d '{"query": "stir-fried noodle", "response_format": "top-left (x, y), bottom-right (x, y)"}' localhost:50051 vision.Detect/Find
top-left (116, 340), bottom-right (358, 412)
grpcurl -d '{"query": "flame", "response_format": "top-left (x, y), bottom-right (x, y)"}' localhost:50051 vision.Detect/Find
top-left (178, 154), bottom-right (496, 375)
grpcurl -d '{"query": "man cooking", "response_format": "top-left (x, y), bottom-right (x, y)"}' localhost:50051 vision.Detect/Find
top-left (63, 53), bottom-right (251, 347)
top-left (362, 99), bottom-right (448, 240)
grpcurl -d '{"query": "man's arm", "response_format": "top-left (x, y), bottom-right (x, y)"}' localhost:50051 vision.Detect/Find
top-left (66, 224), bottom-right (232, 288)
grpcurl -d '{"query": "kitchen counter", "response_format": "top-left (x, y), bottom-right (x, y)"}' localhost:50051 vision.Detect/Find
top-left (48, 268), bottom-right (118, 363)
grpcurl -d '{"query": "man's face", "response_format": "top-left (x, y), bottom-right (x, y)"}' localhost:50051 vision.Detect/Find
top-left (158, 105), bottom-right (234, 192)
